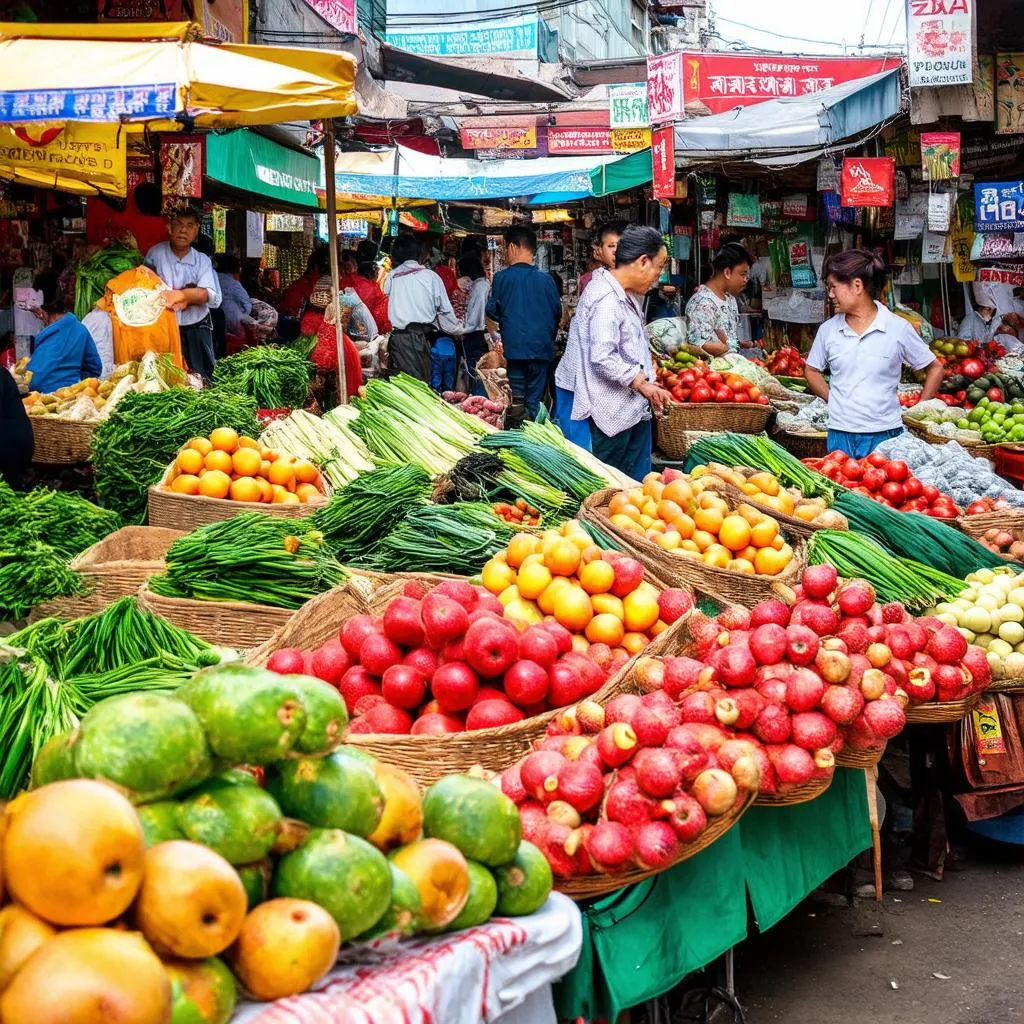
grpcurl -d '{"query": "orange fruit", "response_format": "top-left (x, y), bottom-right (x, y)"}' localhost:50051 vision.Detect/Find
top-left (204, 450), bottom-right (233, 475)
top-left (176, 449), bottom-right (204, 476)
top-left (237, 435), bottom-right (260, 450)
top-left (231, 447), bottom-right (262, 478)
top-left (198, 470), bottom-right (231, 499)
top-left (728, 558), bottom-right (756, 574)
top-left (674, 513), bottom-right (696, 540)
top-left (294, 461), bottom-right (320, 485)
top-left (750, 517), bottom-right (779, 548)
top-left (482, 558), bottom-right (516, 594)
top-left (544, 539), bottom-right (581, 578)
top-left (655, 499), bottom-right (684, 525)
top-left (259, 460), bottom-right (272, 478)
top-left (209, 427), bottom-right (239, 453)
top-left (610, 514), bottom-right (643, 533)
top-left (229, 477), bottom-right (261, 503)
top-left (517, 561), bottom-right (553, 601)
top-left (257, 477), bottom-right (274, 503)
top-left (754, 546), bottom-right (791, 576)
top-left (656, 531), bottom-right (681, 551)
top-left (552, 586), bottom-right (594, 632)
top-left (585, 613), bottom-right (625, 648)
top-left (703, 545), bottom-right (731, 569)
top-left (273, 491), bottom-right (301, 505)
top-left (691, 529), bottom-right (716, 552)
top-left (623, 591), bottom-right (660, 633)
top-left (170, 474), bottom-right (201, 496)
top-left (662, 479), bottom-right (694, 506)
top-left (186, 437), bottom-right (213, 457)
top-left (579, 560), bottom-right (615, 595)
top-left (771, 534), bottom-right (786, 551)
top-left (506, 533), bottom-right (540, 569)
top-left (693, 506), bottom-right (724, 535)
top-left (718, 515), bottom-right (752, 552)
top-left (296, 483), bottom-right (321, 503)
top-left (537, 577), bottom-right (572, 615)
top-left (591, 593), bottom-right (624, 619)
top-left (608, 492), bottom-right (632, 516)
top-left (580, 544), bottom-right (604, 564)
top-left (261, 448), bottom-right (278, 463)
top-left (267, 460), bottom-right (296, 490)
top-left (621, 632), bottom-right (649, 655)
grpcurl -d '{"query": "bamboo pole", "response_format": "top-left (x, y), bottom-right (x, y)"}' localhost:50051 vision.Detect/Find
top-left (324, 119), bottom-right (347, 404)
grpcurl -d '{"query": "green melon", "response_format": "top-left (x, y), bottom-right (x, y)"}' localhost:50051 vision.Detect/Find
top-left (138, 801), bottom-right (186, 847)
top-left (422, 775), bottom-right (521, 867)
top-left (236, 859), bottom-right (272, 910)
top-left (332, 746), bottom-right (376, 765)
top-left (30, 730), bottom-right (77, 788)
top-left (273, 828), bottom-right (392, 941)
top-left (71, 693), bottom-right (213, 804)
top-left (266, 752), bottom-right (383, 838)
top-left (280, 674), bottom-right (348, 756)
top-left (445, 861), bottom-right (498, 932)
top-left (176, 663), bottom-right (307, 765)
top-left (360, 863), bottom-right (422, 941)
top-left (176, 773), bottom-right (282, 864)
top-left (493, 841), bottom-right (553, 917)
top-left (164, 956), bottom-right (237, 1024)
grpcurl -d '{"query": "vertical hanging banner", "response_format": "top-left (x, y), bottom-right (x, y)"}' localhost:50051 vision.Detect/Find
top-left (651, 125), bottom-right (675, 199)
top-left (906, 0), bottom-right (974, 88)
top-left (840, 157), bottom-right (895, 207)
top-left (995, 54), bottom-right (1024, 135)
top-left (921, 131), bottom-right (961, 180)
top-left (647, 52), bottom-right (684, 125)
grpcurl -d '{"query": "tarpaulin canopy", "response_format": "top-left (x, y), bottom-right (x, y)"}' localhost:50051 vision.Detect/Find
top-left (206, 129), bottom-right (320, 209)
top-left (527, 147), bottom-right (653, 206)
top-left (672, 69), bottom-right (902, 162)
top-left (0, 22), bottom-right (358, 130)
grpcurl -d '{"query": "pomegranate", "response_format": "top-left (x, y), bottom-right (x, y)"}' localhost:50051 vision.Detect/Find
top-left (595, 723), bottom-right (638, 768)
top-left (801, 564), bottom-right (838, 600)
top-left (749, 623), bottom-right (788, 666)
top-left (786, 624), bottom-right (820, 667)
top-left (790, 600), bottom-right (839, 638)
top-left (691, 768), bottom-right (738, 816)
top-left (604, 771), bottom-right (659, 828)
top-left (820, 684), bottom-right (864, 726)
top-left (664, 727), bottom-right (711, 782)
top-left (859, 668), bottom-right (888, 701)
top-left (633, 821), bottom-right (680, 870)
top-left (926, 626), bottom-right (969, 665)
top-left (660, 790), bottom-right (707, 842)
top-left (785, 668), bottom-right (826, 712)
top-left (556, 761), bottom-right (604, 813)
top-left (632, 706), bottom-right (671, 748)
top-left (576, 700), bottom-right (606, 734)
top-left (749, 598), bottom-right (791, 629)
top-left (717, 644), bottom-right (757, 687)
top-left (604, 694), bottom-right (643, 727)
top-left (520, 750), bottom-right (568, 802)
top-left (499, 765), bottom-right (527, 804)
top-left (634, 748), bottom-right (684, 798)
top-left (789, 711), bottom-right (837, 751)
top-left (769, 744), bottom-right (816, 785)
top-left (837, 580), bottom-right (875, 617)
top-left (753, 703), bottom-right (791, 744)
top-left (866, 643), bottom-right (892, 668)
top-left (586, 821), bottom-right (634, 873)
top-left (862, 696), bottom-right (906, 739)
top-left (836, 620), bottom-right (870, 655)
top-left (814, 646), bottom-right (851, 684)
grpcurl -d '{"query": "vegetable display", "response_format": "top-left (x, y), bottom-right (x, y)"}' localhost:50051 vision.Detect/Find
top-left (213, 345), bottom-right (313, 411)
top-left (0, 543), bottom-right (83, 621)
top-left (661, 362), bottom-right (769, 406)
top-left (0, 484), bottom-right (122, 559)
top-left (72, 241), bottom-right (141, 320)
top-left (766, 346), bottom-right (806, 378)
top-left (441, 391), bottom-right (506, 427)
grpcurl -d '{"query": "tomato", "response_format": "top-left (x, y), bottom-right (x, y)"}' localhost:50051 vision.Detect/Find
top-left (884, 460), bottom-right (909, 483)
top-left (904, 477), bottom-right (923, 499)
top-left (665, 373), bottom-right (680, 388)
top-left (930, 507), bottom-right (957, 520)
top-left (671, 385), bottom-right (686, 402)
top-left (921, 484), bottom-right (940, 503)
top-left (876, 497), bottom-right (893, 507)
top-left (706, 372), bottom-right (723, 387)
top-left (853, 485), bottom-right (872, 496)
top-left (757, 395), bottom-right (771, 405)
top-left (691, 384), bottom-right (712, 403)
top-left (881, 481), bottom-right (906, 505)
top-left (843, 459), bottom-right (865, 481)
top-left (867, 452), bottom-right (888, 468)
top-left (862, 467), bottom-right (887, 491)
top-left (832, 451), bottom-right (849, 463)
top-left (679, 370), bottom-right (697, 386)
top-left (987, 387), bottom-right (1004, 403)
top-left (714, 386), bottom-right (733, 403)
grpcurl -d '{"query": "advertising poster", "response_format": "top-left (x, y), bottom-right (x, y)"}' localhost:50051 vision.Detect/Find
top-left (906, 0), bottom-right (973, 88)
top-left (840, 157), bottom-right (895, 207)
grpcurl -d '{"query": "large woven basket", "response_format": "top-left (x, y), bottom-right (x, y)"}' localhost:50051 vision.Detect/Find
top-left (904, 693), bottom-right (980, 724)
top-left (835, 745), bottom-right (885, 769)
top-left (580, 489), bottom-right (804, 608)
top-left (903, 417), bottom-right (997, 458)
top-left (959, 508), bottom-right (1024, 541)
top-left (147, 486), bottom-right (325, 531)
top-left (657, 403), bottom-right (773, 460)
top-left (555, 791), bottom-right (755, 901)
top-left (986, 678), bottom-right (1024, 693)
top-left (137, 581), bottom-right (296, 649)
top-left (247, 575), bottom-right (697, 786)
top-left (773, 428), bottom-right (828, 461)
top-left (29, 417), bottom-right (97, 464)
top-left (755, 772), bottom-right (833, 807)
top-left (31, 526), bottom-right (184, 622)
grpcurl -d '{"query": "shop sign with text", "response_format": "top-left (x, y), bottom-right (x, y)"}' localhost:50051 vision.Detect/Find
top-left (303, 0), bottom-right (356, 36)
top-left (651, 126), bottom-right (674, 199)
top-left (907, 0), bottom-right (973, 88)
top-left (975, 180), bottom-right (1024, 232)
top-left (547, 127), bottom-right (612, 154)
top-left (460, 125), bottom-right (537, 150)
top-left (840, 158), bottom-right (895, 207)
top-left (609, 83), bottom-right (649, 129)
top-left (647, 52), bottom-right (684, 125)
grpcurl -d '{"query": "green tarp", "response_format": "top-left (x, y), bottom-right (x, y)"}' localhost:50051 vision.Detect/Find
top-left (205, 128), bottom-right (320, 209)
top-left (590, 149), bottom-right (652, 197)
top-left (554, 768), bottom-right (871, 1022)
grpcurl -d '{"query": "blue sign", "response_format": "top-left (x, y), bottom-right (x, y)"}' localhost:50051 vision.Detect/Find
top-left (387, 15), bottom-right (539, 57)
top-left (0, 85), bottom-right (177, 124)
top-left (975, 180), bottom-right (1024, 233)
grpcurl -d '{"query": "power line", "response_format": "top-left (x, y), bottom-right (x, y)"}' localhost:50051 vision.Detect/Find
top-left (387, 0), bottom-right (587, 25)
top-left (859, 0), bottom-right (878, 50)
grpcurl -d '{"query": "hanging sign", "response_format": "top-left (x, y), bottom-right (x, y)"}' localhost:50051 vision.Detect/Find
top-left (906, 0), bottom-right (973, 88)
top-left (548, 127), bottom-right (612, 155)
top-left (301, 0), bottom-right (356, 35)
top-left (979, 267), bottom-right (1024, 286)
top-left (816, 159), bottom-right (839, 192)
top-left (726, 193), bottom-right (761, 228)
top-left (0, 123), bottom-right (127, 196)
top-left (974, 180), bottom-right (1024, 232)
top-left (610, 128), bottom-right (651, 152)
top-left (789, 238), bottom-right (816, 288)
top-left (995, 54), bottom-right (1024, 135)
top-left (651, 125), bottom-right (675, 200)
top-left (895, 193), bottom-right (928, 239)
top-left (922, 230), bottom-right (952, 264)
top-left (928, 192), bottom-right (955, 232)
top-left (840, 157), bottom-right (895, 207)
top-left (609, 83), bottom-right (649, 129)
top-left (212, 207), bottom-right (226, 254)
top-left (781, 194), bottom-right (814, 220)
top-left (647, 51), bottom-right (684, 125)
top-left (921, 131), bottom-right (962, 179)
top-left (460, 125), bottom-right (537, 150)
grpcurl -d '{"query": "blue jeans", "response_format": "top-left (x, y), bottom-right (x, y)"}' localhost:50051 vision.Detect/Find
top-left (591, 418), bottom-right (652, 480)
top-left (554, 386), bottom-right (592, 451)
top-left (507, 358), bottom-right (550, 420)
top-left (827, 427), bottom-right (904, 458)
top-left (430, 339), bottom-right (457, 393)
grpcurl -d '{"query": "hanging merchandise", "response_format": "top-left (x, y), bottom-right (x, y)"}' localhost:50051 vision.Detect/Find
top-left (950, 197), bottom-right (977, 283)
top-left (671, 227), bottom-right (693, 260)
top-left (883, 127), bottom-right (922, 167)
top-left (698, 209), bottom-right (719, 249)
top-left (840, 157), bottom-right (895, 208)
top-left (895, 193), bottom-right (927, 240)
top-left (996, 54), bottom-right (1024, 135)
top-left (975, 180), bottom-right (1024, 233)
top-left (928, 192), bottom-right (956, 233)
top-left (694, 174), bottom-right (717, 207)
top-left (895, 170), bottom-right (910, 202)
top-left (159, 135), bottom-right (203, 205)
top-left (726, 192), bottom-right (761, 229)
top-left (921, 132), bottom-right (962, 181)
top-left (922, 231), bottom-right (952, 265)
top-left (822, 190), bottom-right (858, 226)
top-left (760, 201), bottom-right (783, 233)
top-left (212, 207), bottom-right (227, 254)
top-left (788, 236), bottom-right (816, 289)
top-left (816, 158), bottom-right (839, 192)
top-left (781, 194), bottom-right (814, 221)
top-left (651, 125), bottom-right (675, 200)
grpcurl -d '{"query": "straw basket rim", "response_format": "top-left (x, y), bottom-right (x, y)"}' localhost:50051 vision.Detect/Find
top-left (754, 772), bottom-right (833, 807)
top-left (29, 415), bottom-right (97, 464)
top-left (904, 693), bottom-right (980, 724)
top-left (656, 402), bottom-right (773, 460)
top-left (834, 745), bottom-right (885, 769)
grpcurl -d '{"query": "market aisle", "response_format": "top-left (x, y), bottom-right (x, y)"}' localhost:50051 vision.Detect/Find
top-left (737, 842), bottom-right (1024, 1024)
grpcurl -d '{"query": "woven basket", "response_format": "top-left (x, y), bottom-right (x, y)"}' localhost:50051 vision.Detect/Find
top-left (148, 486), bottom-right (325, 531)
top-left (903, 418), bottom-right (997, 457)
top-left (30, 526), bottom-right (184, 622)
top-left (755, 772), bottom-right (833, 807)
top-left (555, 791), bottom-right (756, 901)
top-left (475, 351), bottom-right (512, 408)
top-left (959, 508), bottom-right (1024, 537)
top-left (697, 473), bottom-right (841, 540)
top-left (29, 417), bottom-right (97, 465)
top-left (834, 745), bottom-right (885, 769)
top-left (137, 581), bottom-right (296, 649)
top-left (580, 489), bottom-right (804, 609)
top-left (773, 428), bottom-right (828, 461)
top-left (656, 403), bottom-right (773, 460)
top-left (247, 575), bottom-right (697, 786)
top-left (904, 693), bottom-right (980, 724)
top-left (986, 677), bottom-right (1024, 693)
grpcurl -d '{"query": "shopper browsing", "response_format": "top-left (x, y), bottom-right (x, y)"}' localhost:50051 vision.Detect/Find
top-left (25, 271), bottom-right (102, 394)
top-left (805, 249), bottom-right (944, 458)
top-left (684, 242), bottom-right (753, 356)
top-left (577, 220), bottom-right (626, 297)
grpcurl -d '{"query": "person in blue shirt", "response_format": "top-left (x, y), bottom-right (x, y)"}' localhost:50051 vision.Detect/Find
top-left (26, 272), bottom-right (102, 395)
top-left (485, 226), bottom-right (562, 419)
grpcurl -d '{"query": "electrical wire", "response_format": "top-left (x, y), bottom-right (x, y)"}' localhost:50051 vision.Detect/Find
top-left (386, 0), bottom-right (590, 24)
top-left (858, 0), bottom-right (878, 49)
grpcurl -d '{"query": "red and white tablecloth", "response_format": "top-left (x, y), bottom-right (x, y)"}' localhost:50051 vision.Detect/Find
top-left (232, 893), bottom-right (582, 1024)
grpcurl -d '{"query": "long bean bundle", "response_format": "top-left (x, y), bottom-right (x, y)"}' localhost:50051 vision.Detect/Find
top-left (0, 487), bottom-right (122, 558)
top-left (0, 543), bottom-right (83, 621)
top-left (213, 345), bottom-right (312, 410)
top-left (149, 513), bottom-right (348, 609)
top-left (479, 432), bottom-right (606, 504)
top-left (808, 530), bottom-right (966, 609)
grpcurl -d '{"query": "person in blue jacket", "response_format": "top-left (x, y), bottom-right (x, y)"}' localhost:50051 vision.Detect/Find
top-left (26, 272), bottom-right (102, 394)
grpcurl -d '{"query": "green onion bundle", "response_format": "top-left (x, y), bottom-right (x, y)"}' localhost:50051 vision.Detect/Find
top-left (73, 242), bottom-right (141, 320)
top-left (479, 432), bottom-right (606, 505)
top-left (808, 530), bottom-right (966, 609)
top-left (213, 345), bottom-right (312, 410)
top-left (526, 414), bottom-right (639, 488)
top-left (0, 487), bottom-right (122, 558)
top-left (148, 513), bottom-right (348, 609)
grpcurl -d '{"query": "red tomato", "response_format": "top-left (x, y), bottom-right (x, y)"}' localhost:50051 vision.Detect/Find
top-left (671, 385), bottom-right (686, 402)
top-left (832, 451), bottom-right (849, 463)
top-left (884, 460), bottom-right (910, 483)
top-left (679, 370), bottom-right (697, 386)
top-left (867, 452), bottom-right (888, 468)
top-left (714, 386), bottom-right (733, 403)
top-left (921, 484), bottom-right (940, 503)
top-left (987, 387), bottom-right (1004, 403)
top-left (757, 395), bottom-right (771, 405)
top-left (904, 477), bottom-right (923, 499)
top-left (881, 481), bottom-right (906, 505)
top-left (733, 391), bottom-right (750, 403)
top-left (843, 459), bottom-right (865, 480)
top-left (876, 497), bottom-right (893, 507)
top-left (691, 384), bottom-right (712, 404)
top-left (862, 467), bottom-right (888, 491)
top-left (706, 372), bottom-right (724, 387)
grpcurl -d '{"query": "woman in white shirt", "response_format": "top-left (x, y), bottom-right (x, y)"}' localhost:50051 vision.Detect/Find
top-left (457, 253), bottom-right (490, 393)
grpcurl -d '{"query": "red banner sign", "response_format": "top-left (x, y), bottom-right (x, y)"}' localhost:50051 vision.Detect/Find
top-left (547, 127), bottom-right (612, 155)
top-left (651, 126), bottom-right (675, 200)
top-left (840, 157), bottom-right (895, 208)
top-left (979, 267), bottom-right (1024, 287)
top-left (460, 125), bottom-right (537, 150)
top-left (681, 53), bottom-right (894, 115)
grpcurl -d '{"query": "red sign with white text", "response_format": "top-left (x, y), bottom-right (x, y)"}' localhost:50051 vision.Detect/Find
top-left (841, 157), bottom-right (895, 208)
top-left (547, 127), bottom-right (612, 155)
top-left (681, 53), bottom-right (895, 115)
top-left (652, 126), bottom-right (675, 199)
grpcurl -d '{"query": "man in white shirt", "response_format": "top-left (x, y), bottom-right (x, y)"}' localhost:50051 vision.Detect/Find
top-left (145, 208), bottom-right (222, 380)
top-left (382, 233), bottom-right (462, 383)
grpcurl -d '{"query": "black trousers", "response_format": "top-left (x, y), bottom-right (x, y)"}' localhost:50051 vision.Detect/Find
top-left (181, 318), bottom-right (217, 380)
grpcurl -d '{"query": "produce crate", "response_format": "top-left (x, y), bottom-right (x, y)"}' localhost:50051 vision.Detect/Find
top-left (904, 693), bottom-right (980, 724)
top-left (137, 580), bottom-right (295, 649)
top-left (656, 403), bottom-right (773, 461)
top-left (147, 485), bottom-right (325, 531)
top-left (580, 489), bottom-right (804, 609)
top-left (755, 773), bottom-right (832, 807)
top-left (29, 417), bottom-right (97, 465)
top-left (995, 446), bottom-right (1024, 487)
top-left (30, 526), bottom-right (184, 622)
top-left (247, 574), bottom-right (697, 787)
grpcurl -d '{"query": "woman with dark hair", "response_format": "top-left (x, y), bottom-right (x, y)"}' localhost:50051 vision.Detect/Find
top-left (805, 248), bottom-right (944, 457)
top-left (26, 271), bottom-right (102, 395)
top-left (279, 247), bottom-right (325, 319)
top-left (560, 225), bottom-right (669, 477)
top-left (340, 239), bottom-right (390, 334)
top-left (457, 253), bottom-right (490, 392)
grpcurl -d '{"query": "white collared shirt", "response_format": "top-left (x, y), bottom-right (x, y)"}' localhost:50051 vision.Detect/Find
top-left (382, 260), bottom-right (461, 335)
top-left (144, 242), bottom-right (222, 327)
top-left (806, 300), bottom-right (935, 433)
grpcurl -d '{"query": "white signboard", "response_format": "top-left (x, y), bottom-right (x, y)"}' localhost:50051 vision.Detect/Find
top-left (906, 0), bottom-right (973, 88)
top-left (609, 83), bottom-right (649, 129)
top-left (647, 52), bottom-right (684, 125)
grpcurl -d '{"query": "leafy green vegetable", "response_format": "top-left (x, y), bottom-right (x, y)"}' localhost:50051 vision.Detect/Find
top-left (0, 487), bottom-right (122, 559)
top-left (213, 345), bottom-right (312, 410)
top-left (73, 242), bottom-right (141, 320)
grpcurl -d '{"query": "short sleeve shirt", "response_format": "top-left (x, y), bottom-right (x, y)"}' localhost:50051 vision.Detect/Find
top-left (806, 301), bottom-right (935, 433)
top-left (685, 285), bottom-right (740, 352)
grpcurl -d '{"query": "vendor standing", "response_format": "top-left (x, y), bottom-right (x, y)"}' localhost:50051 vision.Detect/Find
top-left (805, 249), bottom-right (943, 458)
top-left (684, 243), bottom-right (753, 356)
top-left (567, 226), bottom-right (669, 478)
top-left (145, 208), bottom-right (222, 380)
top-left (25, 272), bottom-right (102, 394)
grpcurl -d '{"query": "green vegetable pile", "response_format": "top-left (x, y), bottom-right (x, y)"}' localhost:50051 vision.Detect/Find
top-left (213, 345), bottom-right (313, 410)
top-left (73, 242), bottom-right (142, 320)
top-left (148, 512), bottom-right (349, 610)
top-left (0, 485), bottom-right (122, 558)
top-left (91, 388), bottom-right (259, 523)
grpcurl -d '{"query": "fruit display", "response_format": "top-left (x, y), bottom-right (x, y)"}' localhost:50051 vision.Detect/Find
top-left (971, 527), bottom-right (1024, 560)
top-left (964, 497), bottom-right (1016, 516)
top-left (661, 362), bottom-right (770, 406)
top-left (441, 391), bottom-right (506, 427)
top-left (159, 427), bottom-right (327, 505)
top-left (604, 470), bottom-right (796, 576)
top-left (766, 346), bottom-right (806, 378)
top-left (805, 450), bottom-right (960, 519)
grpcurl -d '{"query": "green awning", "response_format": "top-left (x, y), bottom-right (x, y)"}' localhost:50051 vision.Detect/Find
top-left (205, 129), bottom-right (319, 209)
top-left (590, 148), bottom-right (652, 197)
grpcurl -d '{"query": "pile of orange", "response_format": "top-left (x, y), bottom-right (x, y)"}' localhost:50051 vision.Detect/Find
top-left (606, 471), bottom-right (795, 576)
top-left (162, 427), bottom-right (325, 505)
top-left (480, 520), bottom-right (668, 655)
